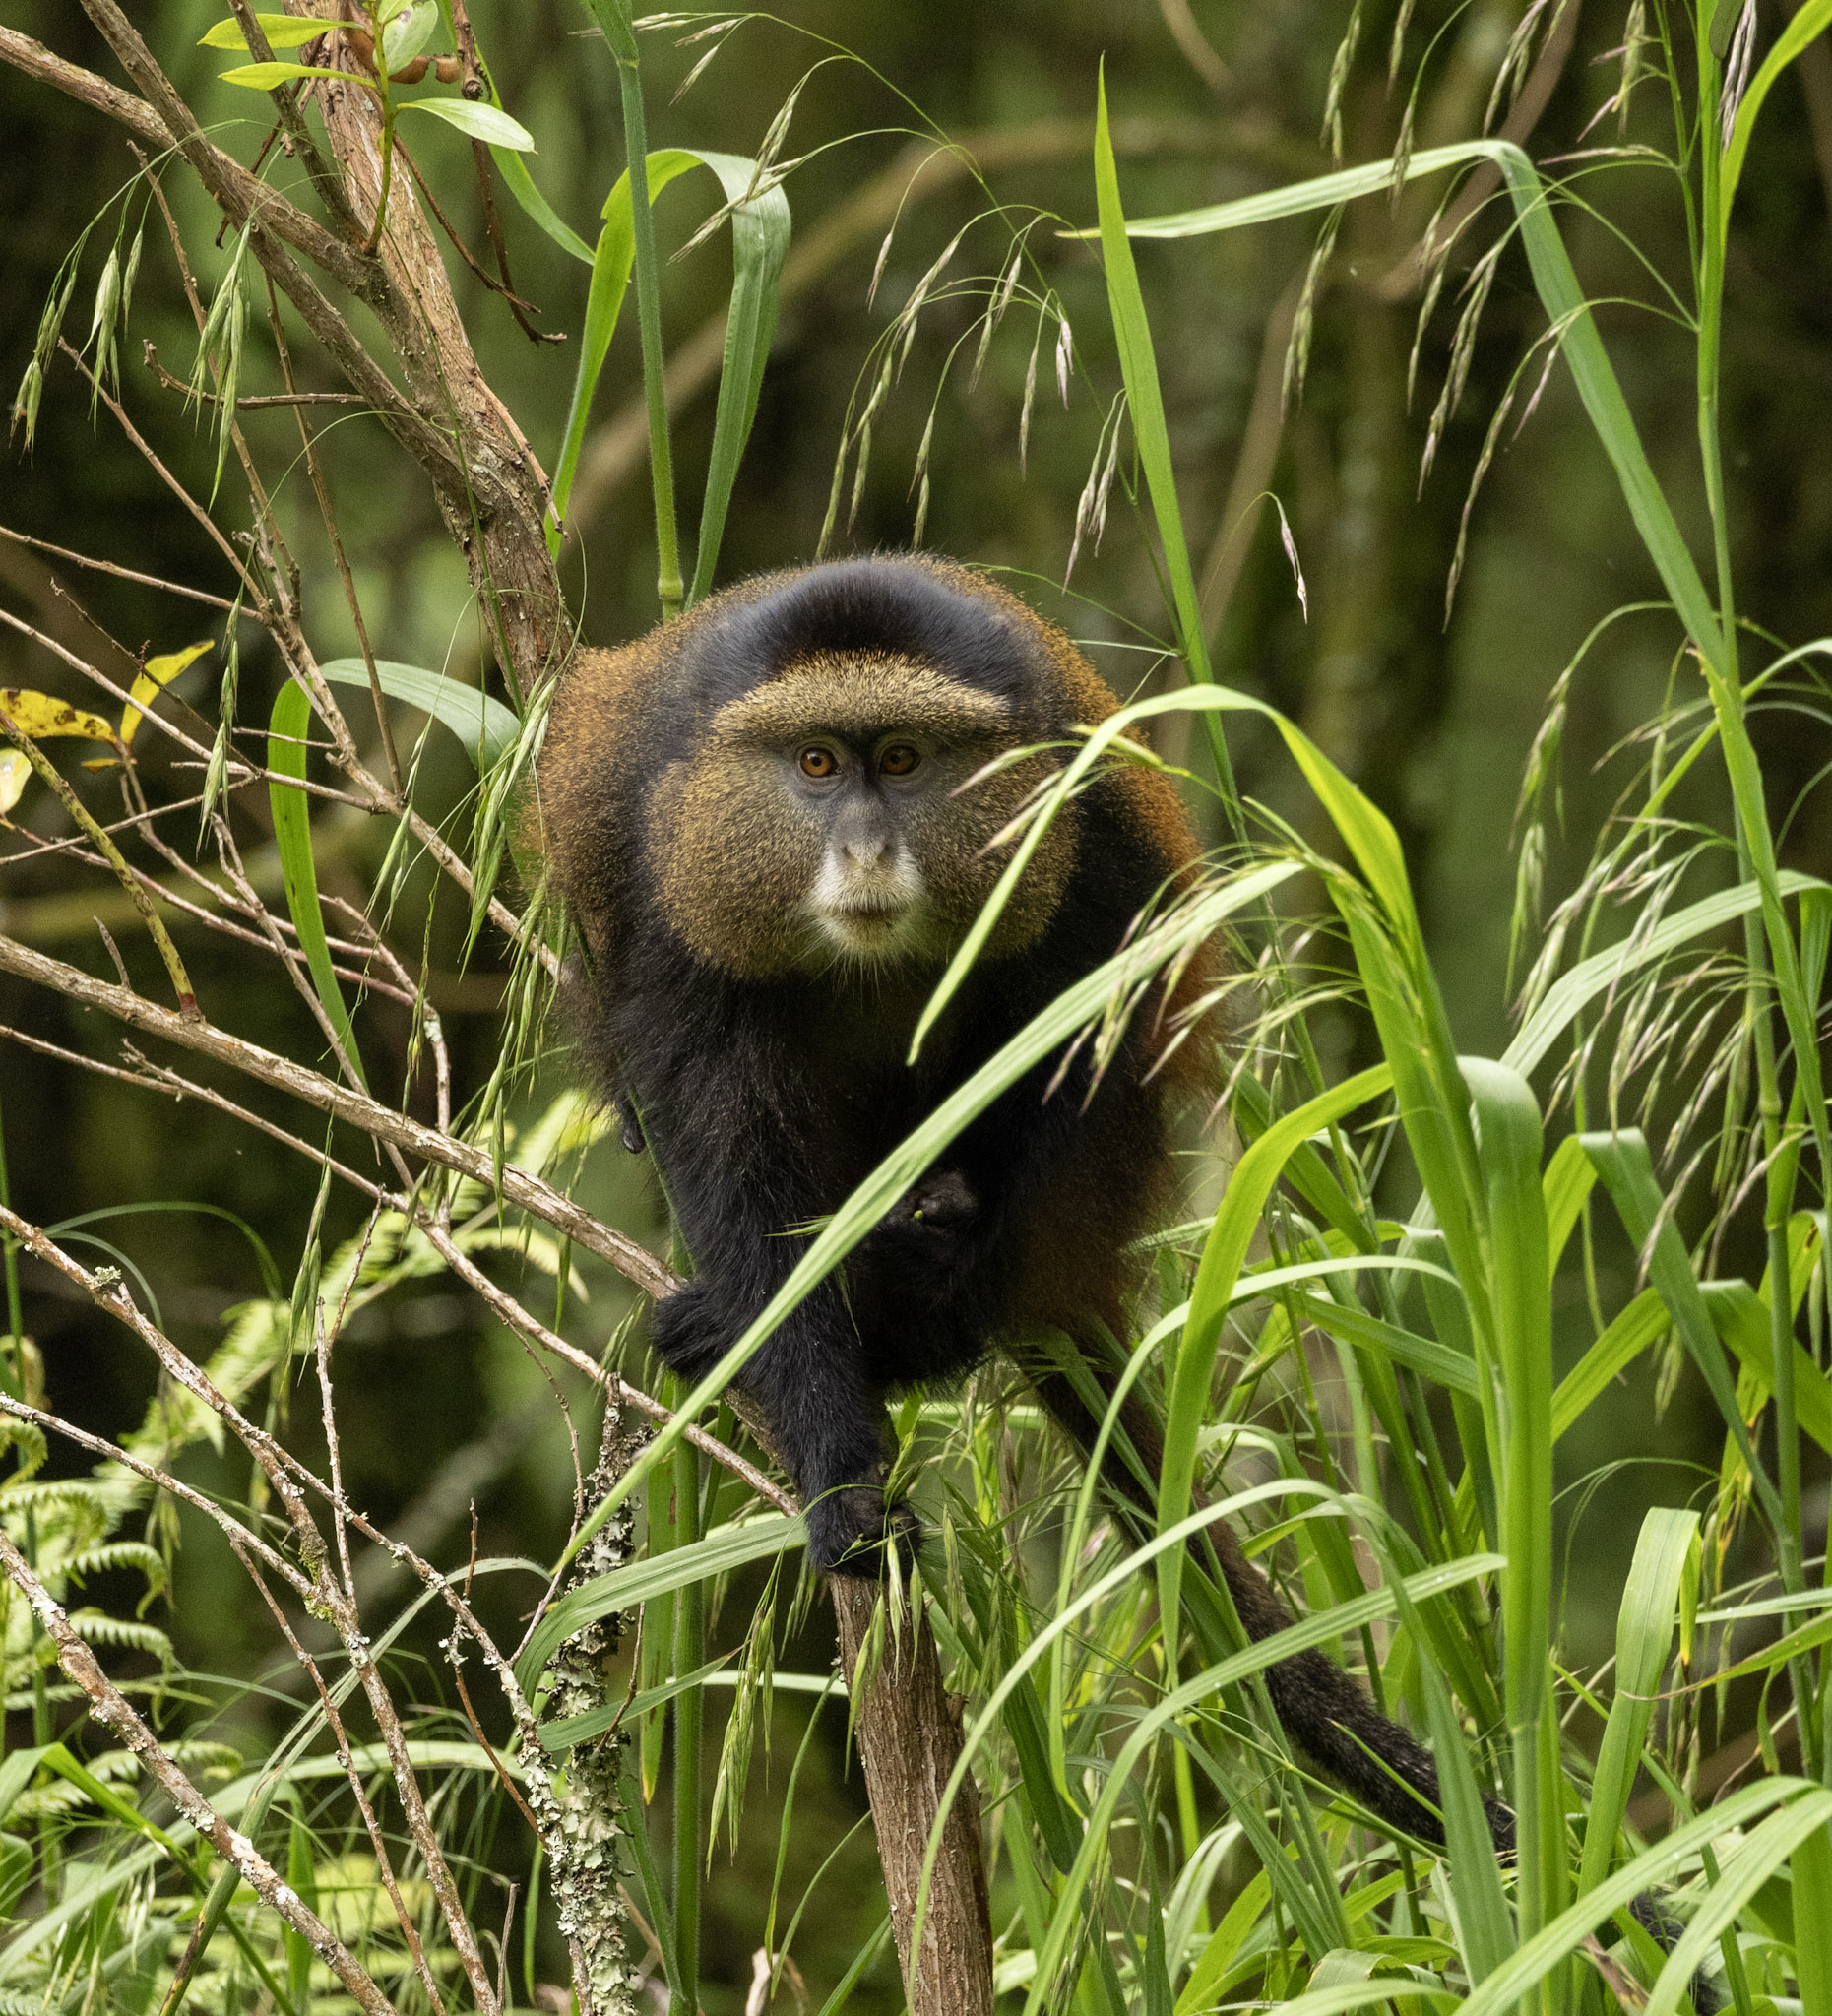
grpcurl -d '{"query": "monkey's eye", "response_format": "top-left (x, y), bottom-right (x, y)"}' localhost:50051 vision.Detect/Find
top-left (798, 746), bottom-right (839, 780)
top-left (878, 743), bottom-right (920, 779)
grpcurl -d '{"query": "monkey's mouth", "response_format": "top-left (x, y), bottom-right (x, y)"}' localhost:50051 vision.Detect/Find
top-left (811, 890), bottom-right (928, 960)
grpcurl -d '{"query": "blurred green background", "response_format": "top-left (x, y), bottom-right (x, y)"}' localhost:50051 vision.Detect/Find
top-left (2, 1), bottom-right (1829, 2004)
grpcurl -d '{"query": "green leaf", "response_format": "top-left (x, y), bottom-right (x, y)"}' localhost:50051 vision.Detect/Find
top-left (217, 61), bottom-right (361, 89)
top-left (1578, 1507), bottom-right (1698, 1898)
top-left (316, 657), bottom-right (519, 772)
top-left (516, 1513), bottom-right (804, 1690)
top-left (397, 96), bottom-right (535, 150)
top-left (268, 679), bottom-right (365, 1090)
top-left (199, 13), bottom-right (339, 50)
top-left (548, 148), bottom-right (790, 576)
top-left (492, 150), bottom-right (594, 264)
top-left (381, 0), bottom-right (437, 68)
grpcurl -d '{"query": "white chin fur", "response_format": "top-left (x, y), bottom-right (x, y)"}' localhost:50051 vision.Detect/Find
top-left (809, 850), bottom-right (927, 964)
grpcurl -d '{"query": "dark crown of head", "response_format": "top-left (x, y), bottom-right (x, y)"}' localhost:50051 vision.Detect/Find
top-left (680, 558), bottom-right (1046, 710)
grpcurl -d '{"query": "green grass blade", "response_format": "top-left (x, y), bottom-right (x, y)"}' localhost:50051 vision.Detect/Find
top-left (1463, 1060), bottom-right (1555, 1945)
top-left (1720, 0), bottom-right (1832, 227)
top-left (1463, 1062), bottom-right (1551, 1730)
top-left (1504, 871), bottom-right (1828, 1079)
top-left (1284, 1289), bottom-right (1479, 1397)
top-left (1702, 1277), bottom-right (1832, 1453)
top-left (1101, 139), bottom-right (1725, 665)
top-left (1549, 1287), bottom-right (1669, 1442)
top-left (1582, 1130), bottom-right (1783, 1530)
top-left (1638, 1792), bottom-right (1832, 2016)
top-left (1416, 1630), bottom-right (1511, 1984)
top-left (1091, 69), bottom-right (1232, 799)
top-left (1011, 1540), bottom-right (1503, 2013)
top-left (1578, 1507), bottom-right (1699, 1898)
top-left (1541, 1133), bottom-right (1596, 1280)
top-left (518, 1512), bottom-right (802, 1690)
top-left (490, 146), bottom-right (595, 264)
top-left (548, 149), bottom-right (703, 545)
top-left (1789, 1822), bottom-right (1832, 2014)
top-left (267, 679), bottom-right (364, 1091)
top-left (581, 0), bottom-right (681, 611)
top-left (685, 153), bottom-right (790, 604)
top-left (316, 657), bottom-right (519, 771)
top-left (1159, 1065), bottom-right (1393, 1664)
top-left (1455, 1780), bottom-right (1826, 2015)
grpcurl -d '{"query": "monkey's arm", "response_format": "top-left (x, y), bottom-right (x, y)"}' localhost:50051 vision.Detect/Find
top-left (638, 1038), bottom-right (917, 1575)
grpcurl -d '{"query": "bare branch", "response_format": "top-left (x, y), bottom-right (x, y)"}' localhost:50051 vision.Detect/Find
top-left (0, 930), bottom-right (671, 1295)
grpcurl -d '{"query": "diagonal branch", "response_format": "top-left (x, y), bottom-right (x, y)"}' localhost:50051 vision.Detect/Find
top-left (0, 930), bottom-right (671, 1297)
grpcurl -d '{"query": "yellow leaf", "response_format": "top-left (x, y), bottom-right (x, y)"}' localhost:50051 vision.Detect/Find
top-left (122, 642), bottom-right (212, 748)
top-left (0, 689), bottom-right (116, 742)
top-left (0, 752), bottom-right (31, 817)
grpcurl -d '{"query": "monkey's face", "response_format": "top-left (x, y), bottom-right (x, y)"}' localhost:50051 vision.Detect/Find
top-left (648, 654), bottom-right (1078, 977)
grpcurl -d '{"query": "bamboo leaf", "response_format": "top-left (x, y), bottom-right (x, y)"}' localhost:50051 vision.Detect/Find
top-left (316, 657), bottom-right (519, 771)
top-left (267, 679), bottom-right (365, 1091)
top-left (397, 98), bottom-right (535, 151)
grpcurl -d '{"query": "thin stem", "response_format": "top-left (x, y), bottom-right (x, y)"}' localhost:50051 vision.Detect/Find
top-left (587, 0), bottom-right (682, 616)
top-left (670, 1391), bottom-right (703, 2016)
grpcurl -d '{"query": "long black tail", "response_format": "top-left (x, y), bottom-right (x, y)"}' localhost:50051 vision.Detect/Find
top-left (1022, 1356), bottom-right (1722, 2012)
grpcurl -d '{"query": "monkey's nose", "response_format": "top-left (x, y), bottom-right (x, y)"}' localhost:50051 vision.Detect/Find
top-left (843, 836), bottom-right (891, 870)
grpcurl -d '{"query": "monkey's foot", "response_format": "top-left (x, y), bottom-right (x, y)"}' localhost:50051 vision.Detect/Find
top-left (806, 1485), bottom-right (921, 1580)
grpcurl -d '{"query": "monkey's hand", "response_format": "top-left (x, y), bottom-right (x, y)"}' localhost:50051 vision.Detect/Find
top-left (648, 1279), bottom-right (727, 1381)
top-left (806, 1483), bottom-right (922, 1581)
top-left (891, 1168), bottom-right (977, 1232)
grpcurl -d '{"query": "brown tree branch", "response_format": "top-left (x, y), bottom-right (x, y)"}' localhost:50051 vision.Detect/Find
top-left (0, 930), bottom-right (671, 1296)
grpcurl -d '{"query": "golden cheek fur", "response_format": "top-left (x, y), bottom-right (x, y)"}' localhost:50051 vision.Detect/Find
top-left (649, 753), bottom-right (828, 976)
